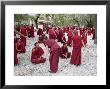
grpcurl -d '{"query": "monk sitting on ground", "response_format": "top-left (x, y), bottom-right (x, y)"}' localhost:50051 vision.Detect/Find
top-left (31, 42), bottom-right (46, 64)
top-left (60, 43), bottom-right (71, 59)
top-left (16, 38), bottom-right (26, 53)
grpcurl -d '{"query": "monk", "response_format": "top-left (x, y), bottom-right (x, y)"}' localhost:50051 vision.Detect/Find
top-left (31, 42), bottom-right (46, 64)
top-left (57, 28), bottom-right (63, 42)
top-left (30, 24), bottom-right (35, 37)
top-left (14, 33), bottom-right (18, 65)
top-left (48, 27), bottom-right (56, 39)
top-left (70, 31), bottom-right (84, 66)
top-left (16, 38), bottom-right (26, 53)
top-left (37, 28), bottom-right (43, 36)
top-left (43, 37), bottom-right (60, 73)
top-left (67, 28), bottom-right (73, 46)
top-left (20, 25), bottom-right (27, 46)
top-left (60, 43), bottom-right (71, 59)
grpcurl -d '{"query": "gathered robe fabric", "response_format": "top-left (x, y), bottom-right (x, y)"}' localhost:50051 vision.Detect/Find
top-left (14, 36), bottom-right (18, 65)
top-left (70, 35), bottom-right (82, 65)
top-left (44, 39), bottom-right (60, 73)
top-left (60, 46), bottom-right (71, 59)
top-left (31, 46), bottom-right (46, 64)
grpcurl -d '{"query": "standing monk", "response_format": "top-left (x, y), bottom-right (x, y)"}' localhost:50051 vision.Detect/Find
top-left (48, 27), bottom-right (56, 39)
top-left (67, 28), bottom-right (73, 46)
top-left (20, 25), bottom-right (27, 46)
top-left (43, 38), bottom-right (60, 73)
top-left (30, 24), bottom-right (35, 37)
top-left (70, 31), bottom-right (83, 66)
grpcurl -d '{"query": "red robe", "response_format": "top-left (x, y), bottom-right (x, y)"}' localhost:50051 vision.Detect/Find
top-left (57, 29), bottom-right (63, 42)
top-left (20, 26), bottom-right (27, 46)
top-left (31, 47), bottom-right (46, 64)
top-left (67, 30), bottom-right (73, 46)
top-left (14, 36), bottom-right (18, 65)
top-left (60, 46), bottom-right (71, 59)
top-left (71, 35), bottom-right (82, 65)
top-left (30, 26), bottom-right (34, 37)
top-left (37, 28), bottom-right (43, 36)
top-left (44, 39), bottom-right (60, 73)
top-left (48, 29), bottom-right (56, 39)
top-left (16, 40), bottom-right (26, 53)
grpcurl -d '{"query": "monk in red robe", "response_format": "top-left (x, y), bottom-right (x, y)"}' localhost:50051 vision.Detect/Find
top-left (67, 29), bottom-right (73, 46)
top-left (20, 25), bottom-right (27, 46)
top-left (43, 38), bottom-right (60, 73)
top-left (14, 34), bottom-right (18, 65)
top-left (31, 42), bottom-right (46, 64)
top-left (48, 27), bottom-right (56, 39)
top-left (37, 28), bottom-right (43, 36)
top-left (57, 28), bottom-right (63, 42)
top-left (16, 38), bottom-right (26, 53)
top-left (70, 31), bottom-right (83, 66)
top-left (60, 43), bottom-right (71, 59)
top-left (29, 24), bottom-right (35, 37)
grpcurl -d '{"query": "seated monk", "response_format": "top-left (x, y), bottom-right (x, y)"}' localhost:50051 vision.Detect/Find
top-left (31, 42), bottom-right (46, 64)
top-left (16, 38), bottom-right (26, 53)
top-left (60, 43), bottom-right (71, 59)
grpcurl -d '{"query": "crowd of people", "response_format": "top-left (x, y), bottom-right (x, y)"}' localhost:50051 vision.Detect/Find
top-left (14, 23), bottom-right (96, 73)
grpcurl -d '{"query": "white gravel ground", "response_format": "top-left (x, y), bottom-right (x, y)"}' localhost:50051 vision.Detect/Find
top-left (14, 31), bottom-right (97, 76)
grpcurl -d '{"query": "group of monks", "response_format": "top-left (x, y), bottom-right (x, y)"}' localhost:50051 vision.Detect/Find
top-left (14, 23), bottom-right (96, 73)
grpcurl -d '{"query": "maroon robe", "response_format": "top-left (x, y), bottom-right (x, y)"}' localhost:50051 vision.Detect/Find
top-left (20, 26), bottom-right (27, 46)
top-left (60, 46), bottom-right (71, 59)
top-left (30, 25), bottom-right (34, 37)
top-left (67, 30), bottom-right (73, 46)
top-left (48, 29), bottom-right (56, 39)
top-left (14, 35), bottom-right (18, 65)
top-left (57, 29), bottom-right (63, 42)
top-left (70, 35), bottom-right (82, 65)
top-left (16, 40), bottom-right (26, 53)
top-left (31, 46), bottom-right (46, 64)
top-left (37, 28), bottom-right (43, 36)
top-left (44, 39), bottom-right (60, 73)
